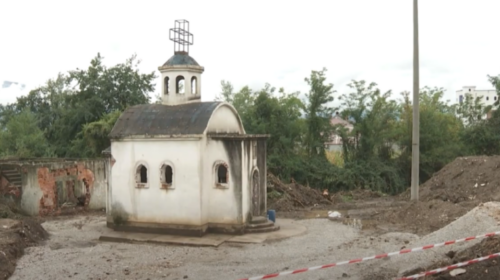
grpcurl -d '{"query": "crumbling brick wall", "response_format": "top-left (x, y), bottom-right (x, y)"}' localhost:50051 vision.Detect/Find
top-left (38, 163), bottom-right (96, 216)
top-left (1, 159), bottom-right (107, 216)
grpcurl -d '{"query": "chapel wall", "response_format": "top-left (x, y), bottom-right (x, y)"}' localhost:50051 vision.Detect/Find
top-left (204, 138), bottom-right (243, 225)
top-left (108, 140), bottom-right (203, 226)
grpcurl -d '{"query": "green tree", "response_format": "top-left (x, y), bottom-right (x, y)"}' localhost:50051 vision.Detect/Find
top-left (460, 74), bottom-right (500, 155)
top-left (334, 80), bottom-right (403, 193)
top-left (397, 87), bottom-right (464, 184)
top-left (68, 110), bottom-right (122, 158)
top-left (303, 68), bottom-right (336, 158)
top-left (488, 74), bottom-right (500, 106)
top-left (249, 86), bottom-right (306, 179)
top-left (0, 53), bottom-right (156, 158)
top-left (0, 110), bottom-right (52, 158)
top-left (456, 94), bottom-right (491, 126)
top-left (337, 80), bottom-right (400, 163)
top-left (216, 82), bottom-right (306, 180)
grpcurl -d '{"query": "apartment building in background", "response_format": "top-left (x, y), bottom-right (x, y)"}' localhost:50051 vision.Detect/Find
top-left (456, 86), bottom-right (498, 119)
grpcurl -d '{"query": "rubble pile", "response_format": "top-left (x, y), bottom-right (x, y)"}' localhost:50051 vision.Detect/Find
top-left (267, 173), bottom-right (332, 211)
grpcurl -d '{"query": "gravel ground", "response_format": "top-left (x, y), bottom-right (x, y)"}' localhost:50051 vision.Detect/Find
top-left (10, 216), bottom-right (380, 280)
top-left (10, 203), bottom-right (500, 280)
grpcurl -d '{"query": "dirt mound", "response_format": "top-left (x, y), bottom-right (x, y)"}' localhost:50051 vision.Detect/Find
top-left (267, 173), bottom-right (333, 211)
top-left (0, 207), bottom-right (48, 280)
top-left (379, 156), bottom-right (500, 235)
top-left (411, 156), bottom-right (500, 203)
top-left (374, 200), bottom-right (469, 235)
top-left (412, 236), bottom-right (500, 280)
top-left (331, 189), bottom-right (385, 203)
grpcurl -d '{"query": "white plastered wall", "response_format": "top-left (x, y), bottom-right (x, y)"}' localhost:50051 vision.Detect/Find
top-left (206, 104), bottom-right (245, 134)
top-left (204, 138), bottom-right (241, 225)
top-left (160, 69), bottom-right (202, 105)
top-left (110, 139), bottom-right (202, 226)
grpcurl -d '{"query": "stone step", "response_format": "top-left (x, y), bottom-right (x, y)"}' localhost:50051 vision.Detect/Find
top-left (245, 225), bottom-right (280, 234)
top-left (1, 169), bottom-right (22, 186)
top-left (250, 216), bottom-right (268, 224)
top-left (245, 221), bottom-right (275, 229)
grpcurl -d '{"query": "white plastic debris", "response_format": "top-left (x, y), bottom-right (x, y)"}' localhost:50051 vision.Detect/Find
top-left (474, 183), bottom-right (478, 188)
top-left (449, 268), bottom-right (466, 276)
top-left (328, 211), bottom-right (342, 219)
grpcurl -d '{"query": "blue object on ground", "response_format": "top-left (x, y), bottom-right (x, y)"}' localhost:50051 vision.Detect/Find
top-left (267, 209), bottom-right (276, 223)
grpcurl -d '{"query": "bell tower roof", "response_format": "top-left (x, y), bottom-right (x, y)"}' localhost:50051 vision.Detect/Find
top-left (162, 52), bottom-right (200, 67)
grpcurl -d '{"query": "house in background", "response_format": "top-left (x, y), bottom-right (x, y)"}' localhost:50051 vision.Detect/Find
top-left (325, 112), bottom-right (354, 152)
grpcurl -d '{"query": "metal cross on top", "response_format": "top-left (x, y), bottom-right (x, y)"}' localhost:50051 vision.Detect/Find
top-left (169, 19), bottom-right (194, 54)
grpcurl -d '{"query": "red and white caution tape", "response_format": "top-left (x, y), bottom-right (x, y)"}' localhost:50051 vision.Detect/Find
top-left (399, 251), bottom-right (500, 279)
top-left (237, 231), bottom-right (500, 280)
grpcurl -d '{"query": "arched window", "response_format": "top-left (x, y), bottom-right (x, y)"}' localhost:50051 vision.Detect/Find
top-left (164, 77), bottom-right (169, 95)
top-left (165, 166), bottom-right (173, 184)
top-left (191, 76), bottom-right (197, 94)
top-left (140, 166), bottom-right (147, 183)
top-left (176, 75), bottom-right (185, 94)
top-left (135, 164), bottom-right (148, 188)
top-left (217, 164), bottom-right (228, 184)
top-left (160, 164), bottom-right (174, 189)
top-left (214, 161), bottom-right (229, 188)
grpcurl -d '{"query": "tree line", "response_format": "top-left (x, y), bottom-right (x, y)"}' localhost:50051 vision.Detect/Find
top-left (1, 54), bottom-right (499, 194)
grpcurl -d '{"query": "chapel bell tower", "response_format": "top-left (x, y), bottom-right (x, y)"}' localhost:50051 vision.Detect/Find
top-left (158, 20), bottom-right (204, 105)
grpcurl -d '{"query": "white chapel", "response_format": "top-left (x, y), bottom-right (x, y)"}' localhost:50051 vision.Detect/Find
top-left (105, 20), bottom-right (278, 236)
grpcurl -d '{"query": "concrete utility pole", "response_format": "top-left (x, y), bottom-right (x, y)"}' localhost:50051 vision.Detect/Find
top-left (410, 0), bottom-right (420, 201)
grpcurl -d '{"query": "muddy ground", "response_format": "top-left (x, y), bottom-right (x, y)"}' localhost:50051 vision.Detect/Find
top-left (2, 155), bottom-right (500, 279)
top-left (0, 202), bottom-right (48, 280)
top-left (269, 155), bottom-right (500, 278)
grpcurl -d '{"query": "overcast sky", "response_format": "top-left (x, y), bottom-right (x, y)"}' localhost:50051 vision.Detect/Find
top-left (1, 0), bottom-right (499, 106)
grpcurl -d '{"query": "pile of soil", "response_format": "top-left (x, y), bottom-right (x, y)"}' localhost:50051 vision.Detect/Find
top-left (418, 155), bottom-right (500, 203)
top-left (372, 199), bottom-right (470, 235)
top-left (267, 173), bottom-right (332, 211)
top-left (403, 236), bottom-right (500, 280)
top-left (375, 156), bottom-right (500, 235)
top-left (331, 189), bottom-right (385, 203)
top-left (0, 202), bottom-right (48, 280)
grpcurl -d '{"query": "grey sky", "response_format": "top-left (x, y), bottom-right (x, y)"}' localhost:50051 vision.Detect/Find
top-left (1, 0), bottom-right (499, 105)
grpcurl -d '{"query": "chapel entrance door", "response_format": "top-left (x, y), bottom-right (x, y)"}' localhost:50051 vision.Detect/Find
top-left (252, 170), bottom-right (261, 216)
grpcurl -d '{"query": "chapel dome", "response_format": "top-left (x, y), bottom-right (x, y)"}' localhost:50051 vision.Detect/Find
top-left (162, 51), bottom-right (200, 67)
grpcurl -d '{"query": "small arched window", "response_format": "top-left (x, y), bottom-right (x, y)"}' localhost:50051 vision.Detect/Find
top-left (164, 77), bottom-right (169, 95)
top-left (214, 161), bottom-right (229, 189)
top-left (140, 166), bottom-right (147, 183)
top-left (165, 166), bottom-right (173, 184)
top-left (217, 164), bottom-right (228, 184)
top-left (135, 164), bottom-right (148, 188)
top-left (160, 164), bottom-right (174, 189)
top-left (191, 76), bottom-right (197, 94)
top-left (176, 75), bottom-right (185, 94)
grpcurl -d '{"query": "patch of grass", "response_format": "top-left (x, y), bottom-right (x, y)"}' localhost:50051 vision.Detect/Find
top-left (341, 194), bottom-right (353, 202)
top-left (267, 190), bottom-right (282, 200)
top-left (325, 150), bottom-right (344, 167)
